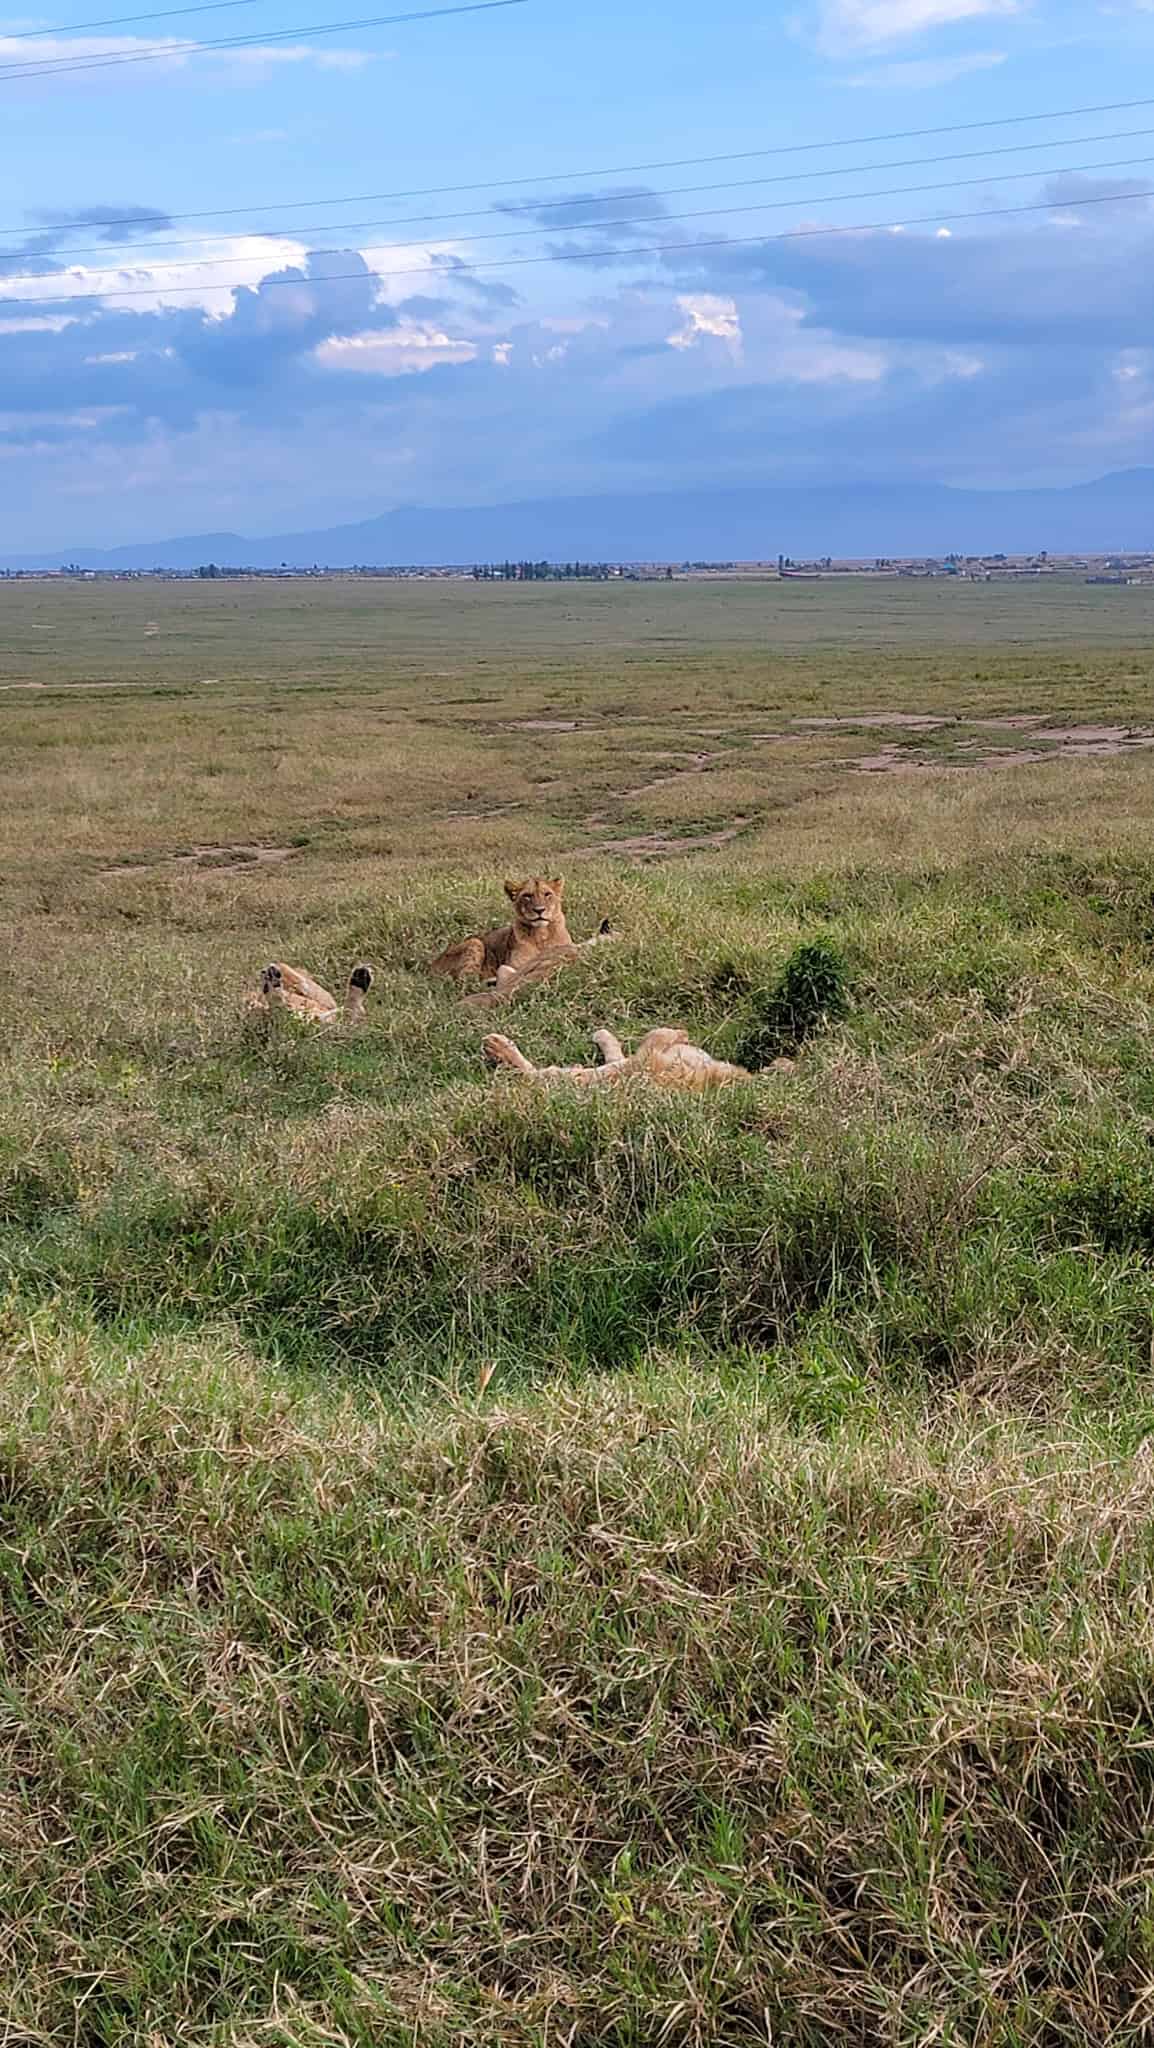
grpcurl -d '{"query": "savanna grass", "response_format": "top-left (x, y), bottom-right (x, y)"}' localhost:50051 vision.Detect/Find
top-left (5, 576), bottom-right (1154, 2040)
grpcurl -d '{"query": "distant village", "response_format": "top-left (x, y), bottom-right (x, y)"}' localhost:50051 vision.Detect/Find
top-left (5, 550), bottom-right (1154, 585)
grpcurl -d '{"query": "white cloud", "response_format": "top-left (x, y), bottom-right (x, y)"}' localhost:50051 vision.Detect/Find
top-left (815, 0), bottom-right (1018, 53)
top-left (668, 293), bottom-right (742, 356)
top-left (315, 325), bottom-right (478, 374)
top-left (676, 291), bottom-right (887, 384)
top-left (0, 230), bottom-right (508, 324)
top-left (0, 234), bottom-right (309, 315)
top-left (0, 312), bottom-right (79, 332)
top-left (0, 405), bottom-right (130, 427)
top-left (843, 46), bottom-right (1008, 83)
top-left (359, 241), bottom-right (475, 302)
top-left (211, 44), bottom-right (375, 70)
top-left (0, 31), bottom-right (376, 82)
top-left (539, 314), bottom-right (610, 334)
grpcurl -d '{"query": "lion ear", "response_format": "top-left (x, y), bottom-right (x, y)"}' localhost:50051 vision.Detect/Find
top-left (504, 878), bottom-right (521, 902)
top-left (549, 876), bottom-right (565, 894)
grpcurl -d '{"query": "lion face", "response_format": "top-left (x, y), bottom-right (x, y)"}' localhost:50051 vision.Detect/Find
top-left (504, 876), bottom-right (564, 930)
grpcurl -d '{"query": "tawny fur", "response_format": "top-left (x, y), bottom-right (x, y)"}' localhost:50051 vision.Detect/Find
top-left (461, 921), bottom-right (613, 1010)
top-left (483, 1025), bottom-right (759, 1091)
top-left (244, 961), bottom-right (374, 1024)
top-left (429, 877), bottom-right (572, 985)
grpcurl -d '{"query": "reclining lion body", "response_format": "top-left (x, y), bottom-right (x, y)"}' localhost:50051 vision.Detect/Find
top-left (429, 877), bottom-right (571, 985)
top-left (430, 876), bottom-right (613, 1007)
top-left (483, 1026), bottom-right (755, 1091)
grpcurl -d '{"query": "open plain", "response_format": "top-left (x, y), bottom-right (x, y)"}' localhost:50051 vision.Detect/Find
top-left (5, 573), bottom-right (1154, 2044)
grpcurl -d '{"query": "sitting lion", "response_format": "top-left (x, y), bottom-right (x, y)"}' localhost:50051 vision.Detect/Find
top-left (483, 1025), bottom-right (788, 1091)
top-left (430, 876), bottom-right (610, 1005)
top-left (244, 961), bottom-right (373, 1023)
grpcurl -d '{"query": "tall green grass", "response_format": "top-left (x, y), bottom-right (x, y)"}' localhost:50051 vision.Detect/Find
top-left (3, 1321), bottom-right (1154, 2044)
top-left (6, 835), bottom-right (1154, 2040)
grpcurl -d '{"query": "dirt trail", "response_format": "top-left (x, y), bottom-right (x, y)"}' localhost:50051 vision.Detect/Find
top-left (100, 844), bottom-right (295, 877)
top-left (562, 823), bottom-right (750, 862)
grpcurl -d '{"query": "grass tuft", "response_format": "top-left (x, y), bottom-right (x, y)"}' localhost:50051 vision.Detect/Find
top-left (725, 936), bottom-right (852, 1068)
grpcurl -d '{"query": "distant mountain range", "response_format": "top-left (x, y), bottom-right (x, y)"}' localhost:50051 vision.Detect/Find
top-left (9, 470), bottom-right (1154, 571)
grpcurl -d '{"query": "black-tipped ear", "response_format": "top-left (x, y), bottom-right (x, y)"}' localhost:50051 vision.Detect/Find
top-left (549, 875), bottom-right (565, 894)
top-left (348, 964), bottom-right (373, 993)
top-left (504, 878), bottom-right (521, 902)
top-left (598, 917), bottom-right (611, 935)
top-left (261, 964), bottom-right (282, 991)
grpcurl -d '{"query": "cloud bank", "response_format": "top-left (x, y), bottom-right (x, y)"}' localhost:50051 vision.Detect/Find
top-left (6, 168), bottom-right (1154, 549)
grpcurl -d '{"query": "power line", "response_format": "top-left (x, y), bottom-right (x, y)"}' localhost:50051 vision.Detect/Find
top-left (6, 184), bottom-right (1149, 308)
top-left (16, 122), bottom-right (1154, 268)
top-left (0, 0), bottom-right (525, 78)
top-left (9, 150), bottom-right (1154, 286)
top-left (3, 89), bottom-right (1154, 230)
top-left (3, 0), bottom-right (269, 41)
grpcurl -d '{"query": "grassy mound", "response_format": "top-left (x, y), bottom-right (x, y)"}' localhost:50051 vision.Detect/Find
top-left (3, 1319), bottom-right (1154, 2045)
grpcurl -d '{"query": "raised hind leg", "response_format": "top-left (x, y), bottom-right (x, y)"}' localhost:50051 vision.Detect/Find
top-left (592, 1028), bottom-right (627, 1065)
top-left (483, 1034), bottom-right (603, 1084)
top-left (483, 1033), bottom-right (537, 1073)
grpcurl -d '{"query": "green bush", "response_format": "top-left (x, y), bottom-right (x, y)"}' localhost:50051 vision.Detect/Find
top-left (727, 938), bottom-right (851, 1069)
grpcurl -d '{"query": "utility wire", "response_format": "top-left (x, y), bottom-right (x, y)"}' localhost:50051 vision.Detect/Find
top-left (0, 0), bottom-right (524, 78)
top-left (8, 150), bottom-right (1154, 285)
top-left (13, 121), bottom-right (1154, 268)
top-left (3, 0), bottom-right (270, 41)
top-left (3, 89), bottom-right (1154, 228)
top-left (5, 184), bottom-right (1148, 307)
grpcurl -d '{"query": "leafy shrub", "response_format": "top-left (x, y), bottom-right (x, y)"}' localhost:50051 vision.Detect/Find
top-left (728, 938), bottom-right (851, 1070)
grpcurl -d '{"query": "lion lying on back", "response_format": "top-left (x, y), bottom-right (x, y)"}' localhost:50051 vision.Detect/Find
top-left (429, 875), bottom-right (610, 1007)
top-left (244, 961), bottom-right (373, 1022)
top-left (484, 1026), bottom-right (791, 1091)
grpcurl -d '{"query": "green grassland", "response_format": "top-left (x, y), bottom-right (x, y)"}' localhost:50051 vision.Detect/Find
top-left (5, 575), bottom-right (1154, 2044)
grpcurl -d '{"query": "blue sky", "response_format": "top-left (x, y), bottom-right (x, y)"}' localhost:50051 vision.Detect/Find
top-left (6, 0), bottom-right (1154, 547)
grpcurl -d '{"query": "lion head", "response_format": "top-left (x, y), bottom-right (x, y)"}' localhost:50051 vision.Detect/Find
top-left (504, 875), bottom-right (565, 935)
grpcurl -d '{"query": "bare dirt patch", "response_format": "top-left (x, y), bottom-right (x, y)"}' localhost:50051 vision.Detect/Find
top-left (507, 718), bottom-right (585, 732)
top-left (100, 843), bottom-right (295, 877)
top-left (850, 728), bottom-right (1154, 774)
top-left (795, 713), bottom-right (1154, 747)
top-left (622, 750), bottom-right (725, 798)
top-left (1031, 725), bottom-right (1154, 749)
top-left (795, 712), bottom-right (949, 730)
top-left (563, 822), bottom-right (750, 862)
top-left (766, 710), bottom-right (1154, 775)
